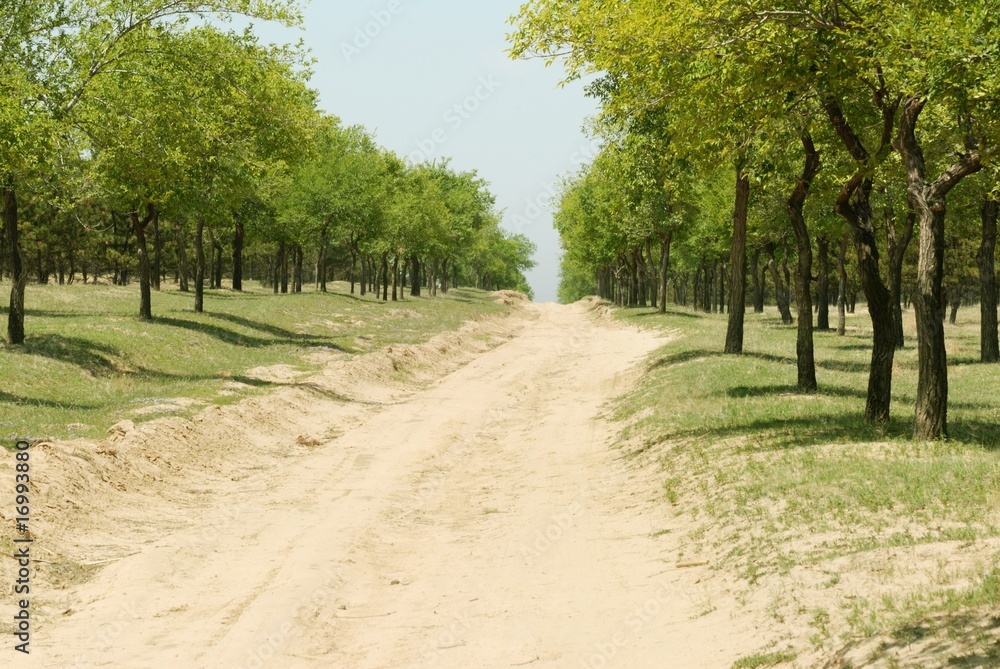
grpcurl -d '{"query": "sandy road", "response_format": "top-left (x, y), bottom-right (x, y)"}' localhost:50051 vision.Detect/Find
top-left (34, 302), bottom-right (758, 669)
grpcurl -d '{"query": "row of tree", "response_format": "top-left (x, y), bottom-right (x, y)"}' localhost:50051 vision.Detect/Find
top-left (2, 0), bottom-right (535, 340)
top-left (511, 0), bottom-right (1000, 440)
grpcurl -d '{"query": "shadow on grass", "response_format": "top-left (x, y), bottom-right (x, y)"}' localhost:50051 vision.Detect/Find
top-left (203, 313), bottom-right (347, 352)
top-left (633, 309), bottom-right (705, 320)
top-left (647, 348), bottom-right (869, 374)
top-left (0, 390), bottom-right (97, 410)
top-left (156, 317), bottom-right (342, 350)
top-left (727, 384), bottom-right (869, 401)
top-left (21, 335), bottom-right (122, 377)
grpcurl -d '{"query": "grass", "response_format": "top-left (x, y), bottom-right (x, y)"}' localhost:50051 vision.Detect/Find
top-left (0, 282), bottom-right (509, 443)
top-left (731, 649), bottom-right (798, 668)
top-left (612, 303), bottom-right (1000, 664)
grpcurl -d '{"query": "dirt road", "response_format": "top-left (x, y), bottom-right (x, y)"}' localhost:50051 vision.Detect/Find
top-left (31, 302), bottom-right (761, 668)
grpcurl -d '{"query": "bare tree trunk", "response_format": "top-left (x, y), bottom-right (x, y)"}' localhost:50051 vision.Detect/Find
top-left (195, 216), bottom-right (206, 313)
top-left (382, 253), bottom-right (389, 301)
top-left (725, 170), bottom-right (750, 354)
top-left (824, 94), bottom-right (900, 424)
top-left (392, 255), bottom-right (399, 301)
top-left (887, 208), bottom-right (916, 349)
top-left (658, 231), bottom-right (672, 314)
top-left (131, 205), bottom-right (155, 321)
top-left (176, 220), bottom-right (189, 292)
top-left (816, 237), bottom-right (830, 330)
top-left (4, 183), bottom-right (26, 345)
top-left (232, 221), bottom-right (245, 291)
top-left (152, 209), bottom-right (162, 291)
top-left (837, 234), bottom-right (849, 337)
top-left (410, 256), bottom-right (421, 297)
top-left (751, 247), bottom-right (765, 313)
top-left (980, 198), bottom-right (999, 363)
top-left (786, 133), bottom-right (821, 391)
top-left (895, 96), bottom-right (983, 439)
top-left (765, 243), bottom-right (794, 324)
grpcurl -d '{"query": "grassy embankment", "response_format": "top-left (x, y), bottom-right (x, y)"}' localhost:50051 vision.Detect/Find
top-left (613, 304), bottom-right (1000, 668)
top-left (0, 282), bottom-right (509, 443)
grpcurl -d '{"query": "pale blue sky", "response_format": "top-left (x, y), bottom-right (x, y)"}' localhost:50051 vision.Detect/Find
top-left (247, 0), bottom-right (599, 302)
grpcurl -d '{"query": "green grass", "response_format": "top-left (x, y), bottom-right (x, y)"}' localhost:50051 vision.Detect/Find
top-left (0, 282), bottom-right (509, 443)
top-left (611, 303), bottom-right (1000, 658)
top-left (731, 648), bottom-right (797, 668)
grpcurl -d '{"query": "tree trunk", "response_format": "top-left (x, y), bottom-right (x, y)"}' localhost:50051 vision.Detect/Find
top-left (382, 253), bottom-right (389, 301)
top-left (980, 198), bottom-right (999, 363)
top-left (152, 209), bottom-right (162, 291)
top-left (816, 237), bottom-right (830, 331)
top-left (765, 243), bottom-right (794, 324)
top-left (410, 256), bottom-right (421, 297)
top-left (837, 234), bottom-right (849, 337)
top-left (318, 221), bottom-right (330, 293)
top-left (786, 133), bottom-right (821, 392)
top-left (195, 216), bottom-right (205, 313)
top-left (948, 286), bottom-right (962, 325)
top-left (131, 205), bottom-right (155, 321)
top-left (658, 231), bottom-right (672, 314)
top-left (294, 245), bottom-right (303, 293)
top-left (279, 243), bottom-right (289, 294)
top-left (725, 170), bottom-right (750, 354)
top-left (751, 248), bottom-right (765, 313)
top-left (232, 221), bottom-right (245, 291)
top-left (824, 94), bottom-right (900, 424)
top-left (176, 221), bottom-right (189, 292)
top-left (392, 255), bottom-right (399, 301)
top-left (895, 96), bottom-right (983, 440)
top-left (4, 184), bottom-right (26, 345)
top-left (441, 258), bottom-right (450, 294)
top-left (887, 208), bottom-right (916, 349)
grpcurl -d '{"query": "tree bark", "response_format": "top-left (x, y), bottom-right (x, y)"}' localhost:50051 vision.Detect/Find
top-left (392, 255), bottom-right (399, 301)
top-left (3, 184), bottom-right (26, 345)
top-left (765, 243), bottom-right (794, 324)
top-left (410, 256), bottom-right (421, 297)
top-left (751, 248), bottom-right (765, 313)
top-left (887, 208), bottom-right (916, 349)
top-left (816, 237), bottom-right (830, 331)
top-left (381, 253), bottom-right (389, 301)
top-left (837, 234), bottom-right (849, 337)
top-left (786, 133), bottom-right (821, 391)
top-left (318, 220), bottom-right (330, 293)
top-left (824, 94), bottom-right (900, 424)
top-left (658, 231), bottom-right (672, 314)
top-left (131, 204), bottom-right (156, 321)
top-left (725, 170), bottom-right (750, 354)
top-left (176, 221), bottom-right (189, 292)
top-left (152, 209), bottom-right (162, 291)
top-left (895, 96), bottom-right (982, 439)
top-left (195, 216), bottom-right (206, 313)
top-left (980, 198), bottom-right (999, 363)
top-left (232, 221), bottom-right (245, 291)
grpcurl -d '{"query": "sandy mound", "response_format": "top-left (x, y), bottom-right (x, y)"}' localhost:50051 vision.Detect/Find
top-left (491, 290), bottom-right (531, 305)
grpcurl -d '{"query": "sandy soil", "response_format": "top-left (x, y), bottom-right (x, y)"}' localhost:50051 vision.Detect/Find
top-left (0, 300), bottom-right (788, 669)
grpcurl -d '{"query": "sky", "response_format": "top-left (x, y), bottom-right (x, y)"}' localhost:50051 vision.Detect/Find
top-left (246, 0), bottom-right (600, 303)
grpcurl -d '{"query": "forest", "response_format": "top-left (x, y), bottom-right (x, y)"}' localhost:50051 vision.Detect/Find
top-left (1, 0), bottom-right (536, 343)
top-left (510, 0), bottom-right (1000, 441)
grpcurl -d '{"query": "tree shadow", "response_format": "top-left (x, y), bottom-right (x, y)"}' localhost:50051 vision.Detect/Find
top-left (0, 390), bottom-right (97, 410)
top-left (21, 335), bottom-right (123, 377)
top-left (204, 312), bottom-right (346, 350)
top-left (155, 317), bottom-right (345, 350)
top-left (727, 384), bottom-right (869, 401)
